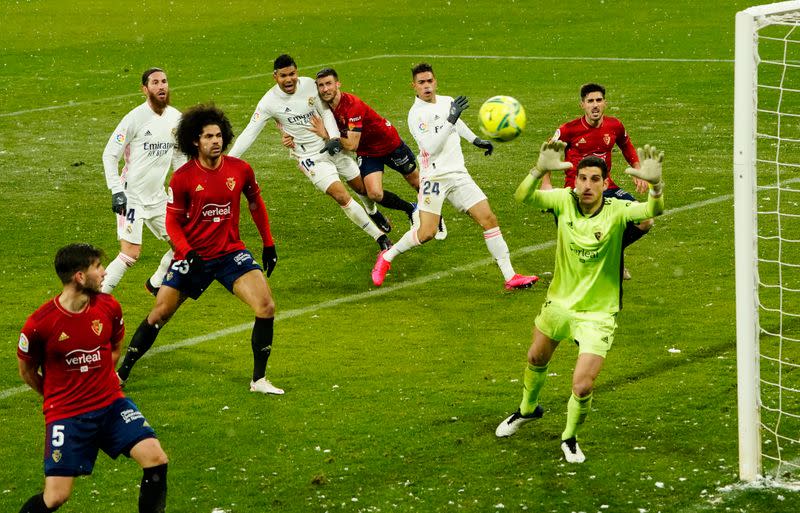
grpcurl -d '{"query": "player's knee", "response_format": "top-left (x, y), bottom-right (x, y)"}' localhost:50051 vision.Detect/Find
top-left (44, 487), bottom-right (72, 508)
top-left (254, 297), bottom-right (275, 318)
top-left (417, 225), bottom-right (437, 243)
top-left (119, 250), bottom-right (140, 263)
top-left (368, 190), bottom-right (384, 202)
top-left (572, 380), bottom-right (594, 398)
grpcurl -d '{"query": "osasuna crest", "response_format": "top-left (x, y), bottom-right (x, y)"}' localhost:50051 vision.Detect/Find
top-left (594, 231), bottom-right (602, 241)
top-left (603, 134), bottom-right (611, 146)
top-left (226, 177), bottom-right (236, 191)
top-left (91, 319), bottom-right (103, 336)
top-left (52, 450), bottom-right (62, 462)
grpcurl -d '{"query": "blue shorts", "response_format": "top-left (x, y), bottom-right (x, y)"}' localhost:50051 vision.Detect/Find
top-left (604, 188), bottom-right (648, 248)
top-left (162, 249), bottom-right (262, 300)
top-left (358, 141), bottom-right (417, 177)
top-left (44, 397), bottom-right (156, 477)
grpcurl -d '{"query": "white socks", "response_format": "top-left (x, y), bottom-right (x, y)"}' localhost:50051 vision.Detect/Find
top-left (101, 252), bottom-right (137, 293)
top-left (484, 227), bottom-right (515, 281)
top-left (384, 229), bottom-right (421, 262)
top-left (149, 249), bottom-right (174, 288)
top-left (341, 198), bottom-right (383, 239)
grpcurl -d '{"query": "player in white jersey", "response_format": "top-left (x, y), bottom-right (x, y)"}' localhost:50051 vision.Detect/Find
top-left (371, 63), bottom-right (538, 290)
top-left (101, 67), bottom-right (186, 296)
top-left (228, 54), bottom-right (392, 252)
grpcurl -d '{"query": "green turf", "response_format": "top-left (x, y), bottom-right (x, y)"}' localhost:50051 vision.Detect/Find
top-left (3, 0), bottom-right (800, 511)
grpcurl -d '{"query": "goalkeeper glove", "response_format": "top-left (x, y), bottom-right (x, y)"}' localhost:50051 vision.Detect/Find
top-left (111, 191), bottom-right (127, 216)
top-left (447, 95), bottom-right (469, 124)
top-left (319, 138), bottom-right (343, 156)
top-left (624, 144), bottom-right (664, 195)
top-left (184, 250), bottom-right (203, 276)
top-left (262, 245), bottom-right (277, 277)
top-left (530, 141), bottom-right (572, 180)
top-left (473, 137), bottom-right (494, 156)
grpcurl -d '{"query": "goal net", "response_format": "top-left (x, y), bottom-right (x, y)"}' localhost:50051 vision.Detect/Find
top-left (735, 0), bottom-right (800, 483)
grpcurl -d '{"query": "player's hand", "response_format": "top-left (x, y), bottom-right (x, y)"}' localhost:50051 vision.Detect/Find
top-left (184, 250), bottom-right (203, 275)
top-left (447, 95), bottom-right (469, 124)
top-left (633, 176), bottom-right (649, 194)
top-left (473, 137), bottom-right (494, 156)
top-left (625, 144), bottom-right (664, 193)
top-left (531, 141), bottom-right (572, 179)
top-left (320, 138), bottom-right (343, 156)
top-left (262, 245), bottom-right (277, 277)
top-left (308, 114), bottom-right (329, 140)
top-left (111, 191), bottom-right (127, 216)
top-left (281, 131), bottom-right (295, 149)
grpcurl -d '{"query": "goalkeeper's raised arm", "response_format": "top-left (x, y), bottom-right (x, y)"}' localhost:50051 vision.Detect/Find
top-left (513, 140), bottom-right (573, 207)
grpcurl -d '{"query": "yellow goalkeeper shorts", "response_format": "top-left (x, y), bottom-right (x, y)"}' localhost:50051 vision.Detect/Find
top-left (534, 301), bottom-right (618, 358)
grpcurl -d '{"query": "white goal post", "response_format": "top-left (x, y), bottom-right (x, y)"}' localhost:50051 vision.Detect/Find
top-left (735, 0), bottom-right (800, 483)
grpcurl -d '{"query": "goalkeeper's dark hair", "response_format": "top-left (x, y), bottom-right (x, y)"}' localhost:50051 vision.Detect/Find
top-left (141, 67), bottom-right (165, 86)
top-left (315, 67), bottom-right (338, 81)
top-left (273, 54), bottom-right (296, 71)
top-left (580, 83), bottom-right (605, 100)
top-left (54, 243), bottom-right (104, 284)
top-left (176, 104), bottom-right (234, 158)
top-left (412, 62), bottom-right (434, 79)
top-left (577, 156), bottom-right (609, 179)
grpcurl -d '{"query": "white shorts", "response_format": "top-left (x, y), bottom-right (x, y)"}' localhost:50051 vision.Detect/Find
top-left (115, 203), bottom-right (168, 245)
top-left (417, 173), bottom-right (487, 215)
top-left (295, 152), bottom-right (360, 193)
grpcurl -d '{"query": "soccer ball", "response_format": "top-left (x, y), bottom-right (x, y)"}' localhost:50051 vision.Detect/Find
top-left (477, 95), bottom-right (526, 142)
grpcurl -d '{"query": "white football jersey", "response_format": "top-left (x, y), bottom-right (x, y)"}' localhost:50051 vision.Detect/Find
top-left (229, 76), bottom-right (340, 159)
top-left (102, 102), bottom-right (185, 207)
top-left (407, 95), bottom-right (478, 180)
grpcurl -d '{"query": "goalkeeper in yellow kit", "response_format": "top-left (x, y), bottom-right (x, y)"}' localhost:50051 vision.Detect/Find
top-left (495, 141), bottom-right (665, 463)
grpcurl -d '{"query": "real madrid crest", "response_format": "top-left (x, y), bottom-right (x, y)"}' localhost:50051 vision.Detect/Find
top-left (226, 177), bottom-right (236, 191)
top-left (308, 96), bottom-right (315, 106)
top-left (91, 319), bottom-right (103, 336)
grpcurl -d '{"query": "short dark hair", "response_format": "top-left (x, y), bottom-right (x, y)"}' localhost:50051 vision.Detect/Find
top-left (176, 104), bottom-right (235, 158)
top-left (580, 83), bottom-right (605, 100)
top-left (411, 62), bottom-right (434, 79)
top-left (54, 243), bottom-right (104, 284)
top-left (315, 67), bottom-right (338, 81)
top-left (577, 155), bottom-right (609, 179)
top-left (273, 54), bottom-right (297, 71)
top-left (141, 67), bottom-right (165, 86)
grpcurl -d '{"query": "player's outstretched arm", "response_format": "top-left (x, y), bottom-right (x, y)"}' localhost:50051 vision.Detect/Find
top-left (624, 144), bottom-right (664, 195)
top-left (514, 141), bottom-right (573, 203)
top-left (18, 358), bottom-right (43, 396)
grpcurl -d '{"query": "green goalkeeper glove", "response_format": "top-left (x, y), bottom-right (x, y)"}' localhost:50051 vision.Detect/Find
top-left (530, 141), bottom-right (572, 180)
top-left (625, 144), bottom-right (664, 195)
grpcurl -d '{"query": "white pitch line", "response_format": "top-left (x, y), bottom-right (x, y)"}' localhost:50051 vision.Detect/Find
top-left (0, 193), bottom-right (725, 400)
top-left (0, 53), bottom-right (732, 118)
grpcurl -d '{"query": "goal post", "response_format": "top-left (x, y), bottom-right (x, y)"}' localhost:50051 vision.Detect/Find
top-left (734, 0), bottom-right (800, 483)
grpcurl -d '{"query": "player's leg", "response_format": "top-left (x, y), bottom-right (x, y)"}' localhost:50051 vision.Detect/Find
top-left (327, 181), bottom-right (390, 248)
top-left (559, 312), bottom-right (616, 463)
top-left (35, 477), bottom-right (74, 511)
top-left (360, 156), bottom-right (416, 219)
top-left (348, 173), bottom-right (394, 233)
top-left (496, 303), bottom-right (566, 437)
top-left (116, 286), bottom-right (186, 383)
top-left (230, 268), bottom-right (284, 395)
top-left (129, 439), bottom-right (169, 513)
top-left (102, 209), bottom-right (144, 293)
top-left (143, 216), bottom-right (175, 295)
top-left (463, 194), bottom-right (537, 289)
top-left (371, 180), bottom-right (445, 286)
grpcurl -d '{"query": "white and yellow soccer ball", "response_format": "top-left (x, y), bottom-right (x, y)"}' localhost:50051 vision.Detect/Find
top-left (477, 95), bottom-right (526, 142)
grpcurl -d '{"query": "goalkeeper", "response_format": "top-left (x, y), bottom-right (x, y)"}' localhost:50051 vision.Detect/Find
top-left (494, 141), bottom-right (665, 463)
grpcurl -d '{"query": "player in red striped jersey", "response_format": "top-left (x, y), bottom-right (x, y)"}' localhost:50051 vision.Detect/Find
top-left (116, 105), bottom-right (283, 395)
top-left (17, 243), bottom-right (168, 513)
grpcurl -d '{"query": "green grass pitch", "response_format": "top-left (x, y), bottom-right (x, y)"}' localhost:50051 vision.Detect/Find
top-left (1, 0), bottom-right (798, 511)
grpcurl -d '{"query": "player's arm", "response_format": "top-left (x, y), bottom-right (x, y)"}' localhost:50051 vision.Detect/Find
top-left (624, 144), bottom-right (665, 219)
top-left (110, 302), bottom-right (125, 367)
top-left (18, 356), bottom-right (43, 396)
top-left (455, 119), bottom-right (493, 156)
top-left (618, 126), bottom-right (648, 194)
top-left (164, 175), bottom-right (193, 257)
top-left (243, 169), bottom-right (277, 276)
top-left (340, 130), bottom-right (361, 151)
top-left (229, 97), bottom-right (272, 158)
top-left (514, 141), bottom-right (573, 209)
top-left (102, 116), bottom-right (131, 215)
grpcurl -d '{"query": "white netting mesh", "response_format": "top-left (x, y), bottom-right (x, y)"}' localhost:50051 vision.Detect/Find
top-left (755, 16), bottom-right (800, 481)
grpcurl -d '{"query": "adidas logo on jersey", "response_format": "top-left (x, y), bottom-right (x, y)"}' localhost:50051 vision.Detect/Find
top-left (59, 332), bottom-right (69, 341)
top-left (578, 137), bottom-right (586, 144)
top-left (144, 130), bottom-right (152, 136)
top-left (195, 184), bottom-right (204, 192)
top-left (284, 107), bottom-right (291, 113)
